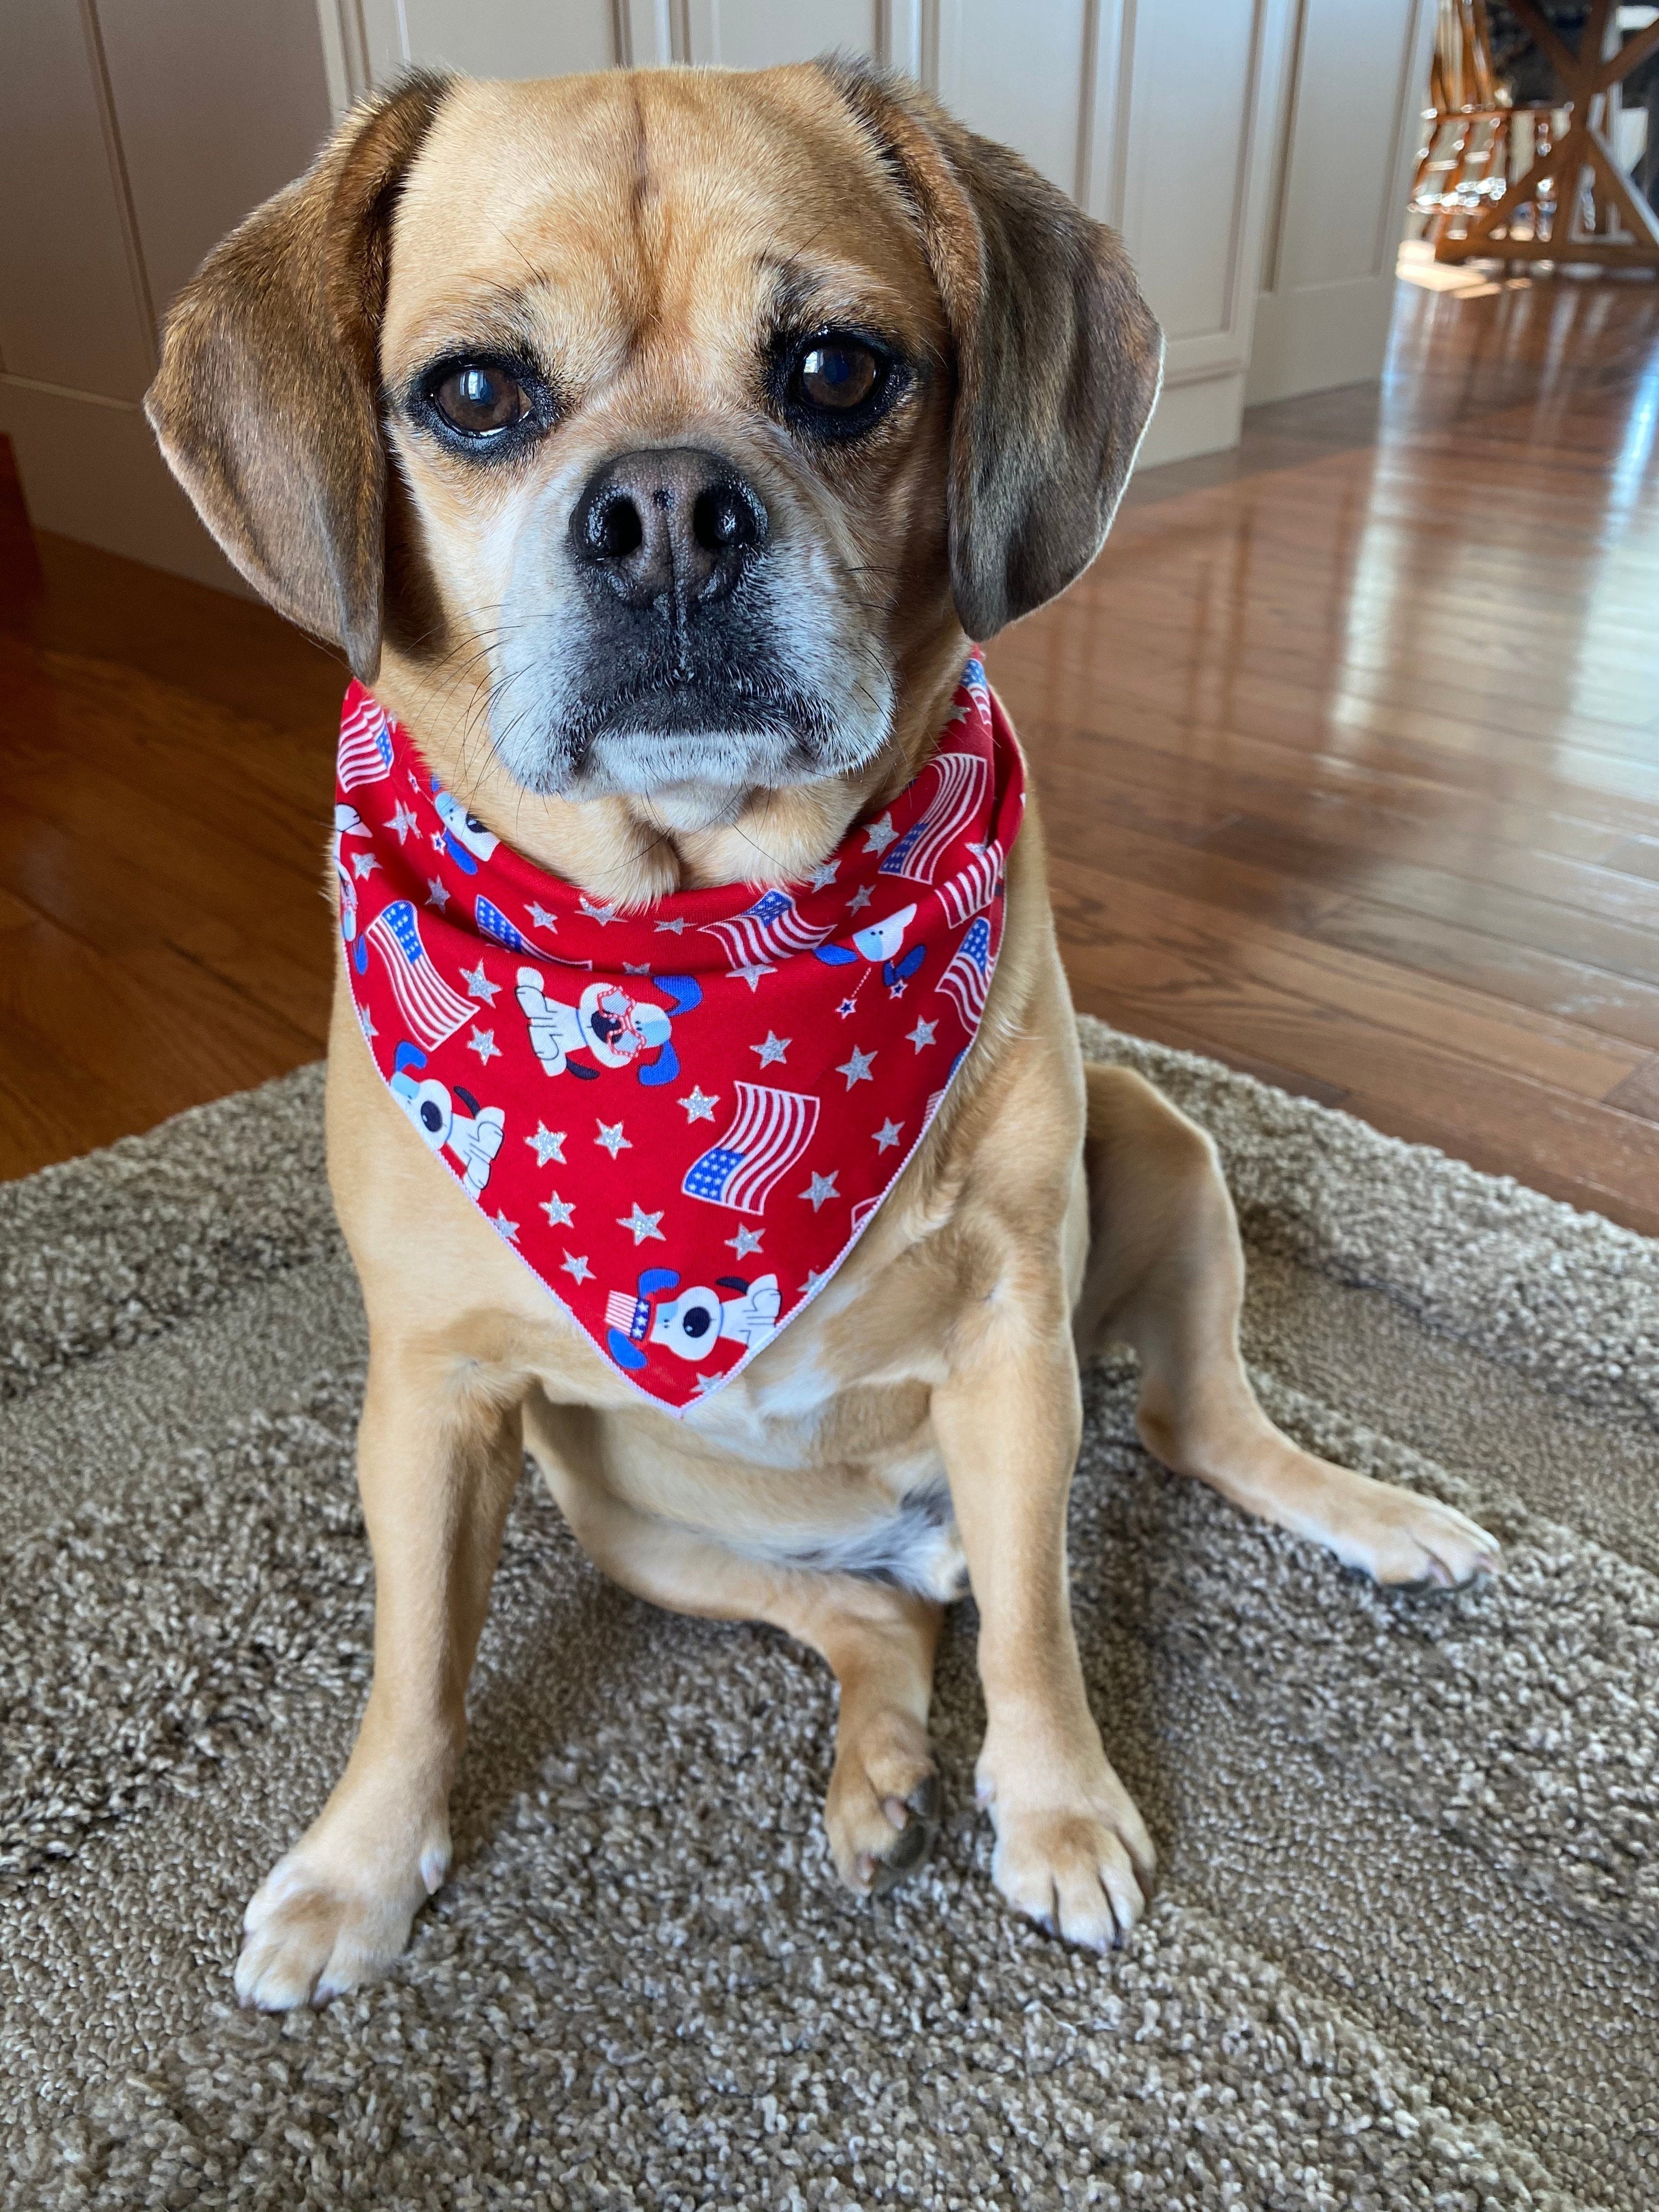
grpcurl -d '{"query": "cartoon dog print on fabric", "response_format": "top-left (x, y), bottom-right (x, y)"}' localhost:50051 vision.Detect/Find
top-left (515, 970), bottom-right (703, 1086)
top-left (431, 786), bottom-right (499, 873)
top-left (603, 1267), bottom-right (783, 1374)
top-left (812, 904), bottom-right (926, 995)
top-left (389, 1042), bottom-right (505, 1196)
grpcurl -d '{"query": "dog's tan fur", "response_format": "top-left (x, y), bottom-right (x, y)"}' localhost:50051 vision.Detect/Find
top-left (148, 64), bottom-right (1499, 2011)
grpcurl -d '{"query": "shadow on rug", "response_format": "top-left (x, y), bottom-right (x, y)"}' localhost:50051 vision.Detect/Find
top-left (3, 1019), bottom-right (1655, 2209)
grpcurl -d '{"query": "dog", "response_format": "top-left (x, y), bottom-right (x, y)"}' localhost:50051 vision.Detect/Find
top-left (146, 60), bottom-right (1500, 2011)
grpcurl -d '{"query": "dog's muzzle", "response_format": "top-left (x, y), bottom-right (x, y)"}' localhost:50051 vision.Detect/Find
top-left (490, 441), bottom-right (889, 798)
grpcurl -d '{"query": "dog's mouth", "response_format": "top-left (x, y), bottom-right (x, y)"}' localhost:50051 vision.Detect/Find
top-left (492, 652), bottom-right (884, 800)
top-left (567, 663), bottom-right (838, 754)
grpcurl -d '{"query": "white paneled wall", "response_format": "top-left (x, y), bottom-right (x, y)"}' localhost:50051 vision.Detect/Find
top-left (1248, 0), bottom-right (1436, 404)
top-left (0, 0), bottom-right (1417, 584)
top-left (0, 0), bottom-right (333, 588)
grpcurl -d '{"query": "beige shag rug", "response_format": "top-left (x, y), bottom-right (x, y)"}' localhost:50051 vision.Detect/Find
top-left (3, 1018), bottom-right (1657, 2210)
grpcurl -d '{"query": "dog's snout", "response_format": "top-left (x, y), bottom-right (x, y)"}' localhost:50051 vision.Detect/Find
top-left (571, 447), bottom-right (767, 615)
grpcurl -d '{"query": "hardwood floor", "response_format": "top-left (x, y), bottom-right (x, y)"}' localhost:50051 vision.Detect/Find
top-left (3, 271), bottom-right (1658, 1229)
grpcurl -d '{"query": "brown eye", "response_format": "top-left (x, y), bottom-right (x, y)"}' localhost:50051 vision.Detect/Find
top-left (431, 362), bottom-right (529, 438)
top-left (798, 341), bottom-right (878, 412)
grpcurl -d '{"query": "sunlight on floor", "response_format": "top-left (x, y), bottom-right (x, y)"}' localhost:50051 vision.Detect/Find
top-left (1396, 237), bottom-right (1533, 298)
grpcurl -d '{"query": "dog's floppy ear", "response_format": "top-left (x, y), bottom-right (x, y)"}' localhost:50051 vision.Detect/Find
top-left (144, 72), bottom-right (452, 682)
top-left (822, 60), bottom-right (1163, 640)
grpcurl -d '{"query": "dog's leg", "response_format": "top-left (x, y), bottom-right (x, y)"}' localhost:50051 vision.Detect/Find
top-left (1077, 1062), bottom-right (1502, 1585)
top-left (524, 1400), bottom-right (943, 1893)
top-left (932, 1247), bottom-right (1156, 1953)
top-left (235, 1346), bottom-right (522, 2010)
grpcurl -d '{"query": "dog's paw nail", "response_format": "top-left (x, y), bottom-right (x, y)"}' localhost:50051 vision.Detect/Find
top-left (885, 1819), bottom-right (932, 1875)
top-left (909, 1774), bottom-right (943, 1822)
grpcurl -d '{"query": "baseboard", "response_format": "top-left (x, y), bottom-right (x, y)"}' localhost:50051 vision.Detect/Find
top-left (1244, 278), bottom-right (1397, 407)
top-left (1135, 372), bottom-right (1247, 470)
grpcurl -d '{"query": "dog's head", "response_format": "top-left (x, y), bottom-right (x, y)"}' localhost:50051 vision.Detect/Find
top-left (148, 64), bottom-right (1160, 851)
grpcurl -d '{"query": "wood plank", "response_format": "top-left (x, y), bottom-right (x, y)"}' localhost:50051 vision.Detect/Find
top-left (1055, 909), bottom-right (1659, 1235)
top-left (1024, 716), bottom-right (1626, 870)
top-left (1200, 816), bottom-right (1659, 984)
top-left (1307, 895), bottom-right (1659, 1057)
top-left (1047, 857), bottom-right (1647, 1096)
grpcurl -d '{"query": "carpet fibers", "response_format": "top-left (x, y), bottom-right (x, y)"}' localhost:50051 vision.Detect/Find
top-left (3, 1019), bottom-right (1656, 2209)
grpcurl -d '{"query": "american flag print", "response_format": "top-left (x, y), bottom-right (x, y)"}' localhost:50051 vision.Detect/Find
top-left (476, 897), bottom-right (531, 952)
top-left (878, 751), bottom-right (990, 885)
top-left (363, 900), bottom-right (475, 1050)
top-left (336, 656), bottom-right (1024, 1415)
top-left (683, 1082), bottom-right (821, 1215)
top-left (938, 840), bottom-right (1003, 927)
top-left (337, 693), bottom-right (395, 791)
top-left (938, 917), bottom-right (994, 1029)
top-left (702, 888), bottom-right (834, 968)
top-left (605, 1287), bottom-right (652, 1344)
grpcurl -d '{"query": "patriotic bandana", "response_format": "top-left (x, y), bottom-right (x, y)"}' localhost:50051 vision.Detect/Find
top-left (335, 656), bottom-right (1026, 1415)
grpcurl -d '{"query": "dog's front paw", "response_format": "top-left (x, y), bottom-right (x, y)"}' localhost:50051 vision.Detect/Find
top-left (825, 1705), bottom-right (941, 1896)
top-left (235, 1821), bottom-right (449, 2011)
top-left (1323, 1474), bottom-right (1502, 1589)
top-left (978, 1752), bottom-right (1155, 1951)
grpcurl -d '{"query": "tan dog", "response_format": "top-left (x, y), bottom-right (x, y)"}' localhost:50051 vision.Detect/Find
top-left (148, 61), bottom-right (1500, 2011)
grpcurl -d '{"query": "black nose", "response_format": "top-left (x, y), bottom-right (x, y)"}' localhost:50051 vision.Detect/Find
top-left (570, 447), bottom-right (768, 617)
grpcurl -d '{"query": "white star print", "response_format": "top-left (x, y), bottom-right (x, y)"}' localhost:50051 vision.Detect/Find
top-left (906, 1017), bottom-right (937, 1052)
top-left (595, 1119), bottom-right (631, 1158)
top-left (526, 1122), bottom-right (567, 1166)
top-left (624, 962), bottom-right (652, 976)
top-left (805, 859), bottom-right (838, 891)
top-left (752, 1031), bottom-right (790, 1066)
top-left (800, 1170), bottom-right (839, 1211)
top-left (873, 1118), bottom-right (903, 1152)
top-left (801, 1268), bottom-right (830, 1297)
top-left (461, 961), bottom-right (500, 1004)
top-left (357, 1007), bottom-right (377, 1042)
top-left (527, 901), bottom-right (559, 932)
top-left (425, 878), bottom-right (450, 913)
top-left (726, 1226), bottom-right (764, 1259)
top-left (847, 884), bottom-right (874, 913)
top-left (692, 1371), bottom-right (723, 1396)
top-left (837, 1046), bottom-right (876, 1088)
top-left (618, 1201), bottom-right (666, 1245)
top-left (730, 960), bottom-right (775, 991)
top-left (654, 917), bottom-right (687, 934)
top-left (579, 896), bottom-right (617, 926)
top-left (561, 1251), bottom-right (592, 1284)
top-left (540, 1192), bottom-right (575, 1227)
top-left (862, 814), bottom-right (898, 854)
top-left (467, 1027), bottom-right (500, 1063)
top-left (390, 801), bottom-right (420, 845)
top-left (350, 851), bottom-right (381, 879)
top-left (680, 1086), bottom-right (719, 1122)
top-left (491, 1212), bottom-right (519, 1243)
top-left (946, 701), bottom-right (970, 724)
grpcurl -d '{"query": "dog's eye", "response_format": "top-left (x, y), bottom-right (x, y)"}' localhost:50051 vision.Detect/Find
top-left (777, 328), bottom-right (901, 440)
top-left (799, 342), bottom-right (877, 412)
top-left (430, 362), bottom-right (530, 439)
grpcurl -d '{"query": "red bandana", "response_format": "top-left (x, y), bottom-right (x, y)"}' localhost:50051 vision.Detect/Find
top-left (335, 657), bottom-right (1025, 1413)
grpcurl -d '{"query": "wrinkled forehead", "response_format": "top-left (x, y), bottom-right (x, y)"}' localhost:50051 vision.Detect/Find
top-left (382, 68), bottom-right (943, 387)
